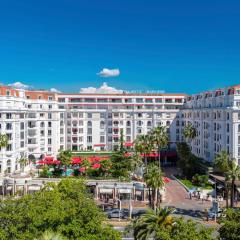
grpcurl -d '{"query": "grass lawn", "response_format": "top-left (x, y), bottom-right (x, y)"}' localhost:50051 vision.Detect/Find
top-left (72, 151), bottom-right (113, 156)
top-left (176, 176), bottom-right (213, 190)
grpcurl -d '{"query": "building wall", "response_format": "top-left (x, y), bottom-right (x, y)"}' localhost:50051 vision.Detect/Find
top-left (3, 84), bottom-right (240, 175)
top-left (177, 85), bottom-right (240, 165)
top-left (0, 86), bottom-right (185, 174)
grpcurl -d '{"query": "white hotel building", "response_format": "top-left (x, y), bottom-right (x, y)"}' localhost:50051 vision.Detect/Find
top-left (0, 85), bottom-right (185, 174)
top-left (1, 84), bottom-right (240, 175)
top-left (177, 85), bottom-right (240, 165)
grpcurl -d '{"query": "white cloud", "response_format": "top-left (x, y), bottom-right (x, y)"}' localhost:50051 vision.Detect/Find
top-left (49, 88), bottom-right (61, 93)
top-left (97, 68), bottom-right (120, 77)
top-left (8, 81), bottom-right (30, 90)
top-left (80, 82), bottom-right (123, 94)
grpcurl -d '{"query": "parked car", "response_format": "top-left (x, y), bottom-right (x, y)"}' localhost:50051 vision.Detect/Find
top-left (132, 209), bottom-right (147, 218)
top-left (105, 208), bottom-right (128, 219)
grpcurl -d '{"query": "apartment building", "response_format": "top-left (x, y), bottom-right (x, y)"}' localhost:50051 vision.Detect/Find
top-left (57, 92), bottom-right (185, 152)
top-left (0, 86), bottom-right (62, 174)
top-left (0, 86), bottom-right (185, 174)
top-left (177, 85), bottom-right (240, 164)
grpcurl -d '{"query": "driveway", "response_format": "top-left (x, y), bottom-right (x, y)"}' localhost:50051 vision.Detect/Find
top-left (162, 170), bottom-right (212, 221)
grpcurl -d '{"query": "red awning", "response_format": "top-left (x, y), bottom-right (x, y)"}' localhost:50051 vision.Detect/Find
top-left (94, 144), bottom-right (106, 147)
top-left (37, 160), bottom-right (47, 165)
top-left (140, 152), bottom-right (177, 157)
top-left (163, 177), bottom-right (171, 183)
top-left (124, 142), bottom-right (133, 147)
top-left (71, 157), bottom-right (82, 164)
top-left (44, 156), bottom-right (54, 161)
top-left (52, 160), bottom-right (61, 165)
top-left (79, 167), bottom-right (86, 172)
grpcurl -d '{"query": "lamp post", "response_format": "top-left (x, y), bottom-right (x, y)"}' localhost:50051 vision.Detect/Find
top-left (116, 198), bottom-right (121, 221)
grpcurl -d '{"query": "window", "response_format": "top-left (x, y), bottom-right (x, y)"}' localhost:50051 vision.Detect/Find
top-left (48, 96), bottom-right (53, 101)
top-left (87, 113), bottom-right (92, 118)
top-left (87, 128), bottom-right (92, 134)
top-left (100, 121), bottom-right (105, 129)
top-left (48, 113), bottom-right (52, 119)
top-left (87, 121), bottom-right (92, 127)
top-left (100, 136), bottom-right (105, 143)
top-left (48, 138), bottom-right (52, 144)
top-left (87, 136), bottom-right (92, 143)
top-left (6, 113), bottom-right (12, 119)
top-left (6, 123), bottom-right (12, 130)
top-left (48, 105), bottom-right (52, 109)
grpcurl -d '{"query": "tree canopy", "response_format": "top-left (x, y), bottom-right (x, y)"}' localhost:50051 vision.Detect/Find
top-left (0, 179), bottom-right (121, 240)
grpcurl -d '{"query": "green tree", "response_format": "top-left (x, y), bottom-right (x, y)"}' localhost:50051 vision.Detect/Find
top-left (177, 142), bottom-right (196, 178)
top-left (166, 218), bottom-right (214, 240)
top-left (219, 208), bottom-right (240, 240)
top-left (58, 150), bottom-right (72, 176)
top-left (34, 231), bottom-right (67, 240)
top-left (144, 163), bottom-right (164, 209)
top-left (19, 157), bottom-right (28, 173)
top-left (134, 134), bottom-right (155, 167)
top-left (183, 123), bottom-right (197, 142)
top-left (0, 134), bottom-right (8, 147)
top-left (99, 159), bottom-right (111, 178)
top-left (0, 179), bottom-right (121, 240)
top-left (130, 212), bottom-right (214, 240)
top-left (132, 207), bottom-right (174, 240)
top-left (151, 126), bottom-right (168, 168)
top-left (119, 129), bottom-right (125, 153)
top-left (110, 151), bottom-right (132, 179)
top-left (214, 151), bottom-right (240, 207)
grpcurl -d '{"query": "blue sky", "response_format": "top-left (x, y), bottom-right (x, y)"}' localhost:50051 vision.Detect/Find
top-left (0, 0), bottom-right (240, 94)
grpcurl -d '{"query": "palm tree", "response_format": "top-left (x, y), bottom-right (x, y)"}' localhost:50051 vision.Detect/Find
top-left (0, 134), bottom-right (8, 148)
top-left (151, 126), bottom-right (168, 168)
top-left (214, 151), bottom-right (240, 207)
top-left (226, 160), bottom-right (240, 208)
top-left (132, 207), bottom-right (174, 240)
top-left (19, 157), bottom-right (28, 173)
top-left (35, 231), bottom-right (66, 240)
top-left (183, 122), bottom-right (197, 142)
top-left (58, 150), bottom-right (72, 176)
top-left (144, 163), bottom-right (164, 210)
top-left (134, 134), bottom-right (155, 167)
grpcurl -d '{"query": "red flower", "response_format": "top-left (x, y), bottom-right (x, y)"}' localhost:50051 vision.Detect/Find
top-left (92, 163), bottom-right (101, 169)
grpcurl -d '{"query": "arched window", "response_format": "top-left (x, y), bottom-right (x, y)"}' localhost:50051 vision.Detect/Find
top-left (147, 121), bottom-right (152, 127)
top-left (87, 121), bottom-right (92, 127)
top-left (126, 121), bottom-right (131, 127)
top-left (100, 121), bottom-right (105, 129)
top-left (7, 159), bottom-right (11, 166)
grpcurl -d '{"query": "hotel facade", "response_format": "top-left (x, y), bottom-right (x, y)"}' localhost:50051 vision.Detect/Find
top-left (0, 86), bottom-right (185, 174)
top-left (1, 84), bottom-right (240, 174)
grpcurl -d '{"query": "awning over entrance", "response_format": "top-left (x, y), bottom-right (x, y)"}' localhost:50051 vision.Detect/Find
top-left (118, 188), bottom-right (132, 194)
top-left (99, 188), bottom-right (113, 194)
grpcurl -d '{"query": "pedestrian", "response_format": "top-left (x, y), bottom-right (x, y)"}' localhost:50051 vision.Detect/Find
top-left (189, 192), bottom-right (192, 199)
